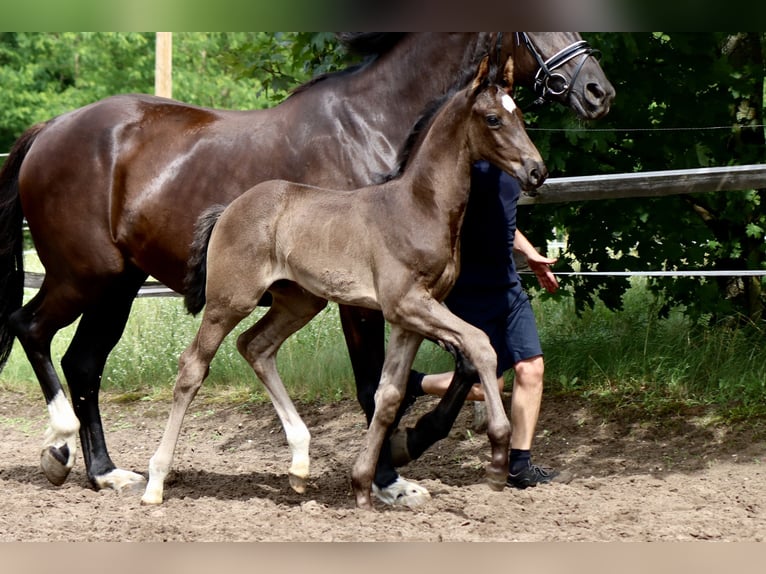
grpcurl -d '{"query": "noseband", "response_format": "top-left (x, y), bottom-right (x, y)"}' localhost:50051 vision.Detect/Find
top-left (516, 32), bottom-right (600, 105)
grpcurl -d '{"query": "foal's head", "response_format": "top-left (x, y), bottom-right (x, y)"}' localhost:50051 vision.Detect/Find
top-left (466, 56), bottom-right (547, 192)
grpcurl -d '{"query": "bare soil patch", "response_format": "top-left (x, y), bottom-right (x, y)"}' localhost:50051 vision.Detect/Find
top-left (1, 387), bottom-right (764, 541)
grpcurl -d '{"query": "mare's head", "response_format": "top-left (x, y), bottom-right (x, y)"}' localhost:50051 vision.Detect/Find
top-left (466, 55), bottom-right (547, 193)
top-left (504, 32), bottom-right (615, 120)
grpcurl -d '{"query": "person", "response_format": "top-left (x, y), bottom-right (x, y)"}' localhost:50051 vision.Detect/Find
top-left (412, 159), bottom-right (560, 489)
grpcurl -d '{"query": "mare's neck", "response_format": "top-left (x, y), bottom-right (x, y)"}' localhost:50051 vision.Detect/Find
top-left (334, 33), bottom-right (481, 148)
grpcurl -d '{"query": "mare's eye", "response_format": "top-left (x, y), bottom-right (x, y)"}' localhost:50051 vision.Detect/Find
top-left (486, 114), bottom-right (501, 128)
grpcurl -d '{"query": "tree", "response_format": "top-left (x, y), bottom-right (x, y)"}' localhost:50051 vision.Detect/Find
top-left (520, 32), bottom-right (766, 323)
top-left (0, 32), bottom-right (287, 152)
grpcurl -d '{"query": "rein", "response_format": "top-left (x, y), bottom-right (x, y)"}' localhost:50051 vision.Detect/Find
top-left (516, 32), bottom-right (601, 105)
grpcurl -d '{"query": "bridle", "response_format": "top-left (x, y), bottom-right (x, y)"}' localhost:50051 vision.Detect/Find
top-left (516, 32), bottom-right (601, 105)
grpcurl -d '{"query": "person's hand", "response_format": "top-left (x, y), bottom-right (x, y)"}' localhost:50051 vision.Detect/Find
top-left (526, 252), bottom-right (558, 293)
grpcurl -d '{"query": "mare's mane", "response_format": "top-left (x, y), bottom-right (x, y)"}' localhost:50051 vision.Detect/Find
top-left (288, 32), bottom-right (499, 105)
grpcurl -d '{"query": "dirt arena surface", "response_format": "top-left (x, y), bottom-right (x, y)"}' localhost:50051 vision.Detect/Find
top-left (1, 386), bottom-right (764, 542)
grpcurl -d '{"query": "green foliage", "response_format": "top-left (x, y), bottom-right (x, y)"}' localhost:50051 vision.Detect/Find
top-left (521, 33), bottom-right (766, 324)
top-left (0, 32), bottom-right (281, 151)
top-left (219, 32), bottom-right (355, 105)
top-left (535, 278), bottom-right (766, 415)
top-left (5, 284), bottom-right (765, 419)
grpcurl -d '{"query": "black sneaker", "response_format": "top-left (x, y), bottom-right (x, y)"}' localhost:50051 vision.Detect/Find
top-left (507, 464), bottom-right (559, 489)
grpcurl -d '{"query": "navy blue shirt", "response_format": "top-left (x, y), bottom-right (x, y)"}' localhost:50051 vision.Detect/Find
top-left (447, 160), bottom-right (520, 298)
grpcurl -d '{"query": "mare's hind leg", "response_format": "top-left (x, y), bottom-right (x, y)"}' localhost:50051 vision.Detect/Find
top-left (60, 269), bottom-right (147, 491)
top-left (142, 304), bottom-right (246, 505)
top-left (236, 283), bottom-right (327, 494)
top-left (9, 286), bottom-right (87, 486)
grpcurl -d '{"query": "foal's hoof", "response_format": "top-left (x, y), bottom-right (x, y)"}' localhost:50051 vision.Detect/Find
top-left (41, 445), bottom-right (73, 486)
top-left (289, 472), bottom-right (308, 494)
top-left (372, 476), bottom-right (431, 508)
top-left (389, 428), bottom-right (412, 467)
top-left (486, 467), bottom-right (507, 492)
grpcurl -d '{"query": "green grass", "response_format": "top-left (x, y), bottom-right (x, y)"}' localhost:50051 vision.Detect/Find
top-left (537, 278), bottom-right (766, 420)
top-left (2, 279), bottom-right (766, 423)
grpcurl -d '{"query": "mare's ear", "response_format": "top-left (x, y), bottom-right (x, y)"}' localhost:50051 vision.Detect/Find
top-left (470, 55), bottom-right (490, 94)
top-left (503, 55), bottom-right (514, 91)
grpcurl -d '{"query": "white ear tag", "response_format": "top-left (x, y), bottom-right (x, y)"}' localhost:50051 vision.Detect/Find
top-left (501, 93), bottom-right (517, 113)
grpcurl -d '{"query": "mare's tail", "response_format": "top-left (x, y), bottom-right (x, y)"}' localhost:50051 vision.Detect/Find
top-left (0, 122), bottom-right (46, 370)
top-left (184, 204), bottom-right (226, 316)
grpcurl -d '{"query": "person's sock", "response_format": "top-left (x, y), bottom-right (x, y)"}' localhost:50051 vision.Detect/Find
top-left (509, 449), bottom-right (531, 474)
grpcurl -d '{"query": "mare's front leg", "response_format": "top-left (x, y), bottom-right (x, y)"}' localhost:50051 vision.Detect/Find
top-left (338, 305), bottom-right (385, 425)
top-left (351, 326), bottom-right (423, 510)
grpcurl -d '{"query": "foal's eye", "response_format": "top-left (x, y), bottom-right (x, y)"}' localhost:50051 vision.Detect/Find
top-left (486, 114), bottom-right (501, 128)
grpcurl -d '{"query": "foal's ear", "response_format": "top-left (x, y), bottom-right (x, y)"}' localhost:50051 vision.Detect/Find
top-left (503, 56), bottom-right (514, 91)
top-left (470, 56), bottom-right (490, 93)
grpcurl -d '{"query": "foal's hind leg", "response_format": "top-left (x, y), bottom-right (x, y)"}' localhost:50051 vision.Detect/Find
top-left (236, 284), bottom-right (327, 494)
top-left (142, 306), bottom-right (246, 505)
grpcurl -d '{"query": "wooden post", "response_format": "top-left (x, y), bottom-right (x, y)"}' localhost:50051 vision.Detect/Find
top-left (155, 32), bottom-right (173, 98)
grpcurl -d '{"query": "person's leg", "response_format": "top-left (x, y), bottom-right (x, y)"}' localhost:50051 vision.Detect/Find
top-left (420, 371), bottom-right (503, 401)
top-left (508, 355), bottom-right (543, 451)
top-left (504, 285), bottom-right (558, 487)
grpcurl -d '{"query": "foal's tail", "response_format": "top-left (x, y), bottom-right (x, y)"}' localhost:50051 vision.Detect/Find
top-left (184, 204), bottom-right (226, 316)
top-left (0, 122), bottom-right (46, 370)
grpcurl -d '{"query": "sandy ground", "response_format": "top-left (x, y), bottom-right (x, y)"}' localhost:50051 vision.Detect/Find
top-left (1, 386), bottom-right (765, 542)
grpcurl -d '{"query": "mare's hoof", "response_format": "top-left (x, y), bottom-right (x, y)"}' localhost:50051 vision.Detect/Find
top-left (389, 428), bottom-right (412, 467)
top-left (41, 445), bottom-right (73, 486)
top-left (372, 476), bottom-right (431, 508)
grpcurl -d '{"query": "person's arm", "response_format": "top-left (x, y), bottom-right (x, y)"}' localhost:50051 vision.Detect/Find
top-left (514, 230), bottom-right (559, 294)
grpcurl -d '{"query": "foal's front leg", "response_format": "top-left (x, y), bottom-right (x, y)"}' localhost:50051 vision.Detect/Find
top-left (390, 346), bottom-right (477, 466)
top-left (351, 326), bottom-right (423, 510)
top-left (390, 297), bottom-right (512, 492)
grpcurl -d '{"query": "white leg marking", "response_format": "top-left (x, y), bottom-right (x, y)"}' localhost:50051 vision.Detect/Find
top-left (94, 469), bottom-right (147, 493)
top-left (372, 476), bottom-right (431, 508)
top-left (40, 391), bottom-right (80, 484)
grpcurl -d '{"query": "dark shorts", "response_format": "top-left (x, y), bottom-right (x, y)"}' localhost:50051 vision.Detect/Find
top-left (445, 281), bottom-right (542, 377)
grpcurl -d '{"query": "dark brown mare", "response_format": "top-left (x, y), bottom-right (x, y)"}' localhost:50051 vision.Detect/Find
top-left (0, 33), bottom-right (614, 506)
top-left (141, 55), bottom-right (546, 509)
